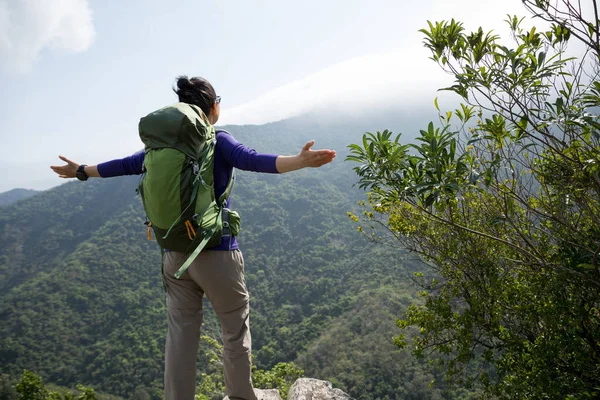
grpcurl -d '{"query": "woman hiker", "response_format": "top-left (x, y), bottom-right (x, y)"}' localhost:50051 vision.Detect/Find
top-left (50, 75), bottom-right (336, 400)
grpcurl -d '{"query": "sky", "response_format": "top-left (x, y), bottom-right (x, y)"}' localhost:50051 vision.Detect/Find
top-left (0, 0), bottom-right (537, 192)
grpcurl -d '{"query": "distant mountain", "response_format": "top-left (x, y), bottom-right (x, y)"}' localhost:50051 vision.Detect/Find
top-left (0, 115), bottom-right (466, 399)
top-left (1, 106), bottom-right (438, 194)
top-left (0, 188), bottom-right (39, 207)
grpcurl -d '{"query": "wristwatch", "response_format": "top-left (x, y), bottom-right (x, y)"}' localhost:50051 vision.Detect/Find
top-left (76, 164), bottom-right (89, 181)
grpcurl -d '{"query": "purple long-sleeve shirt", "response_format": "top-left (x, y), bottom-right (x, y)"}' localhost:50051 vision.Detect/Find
top-left (97, 130), bottom-right (279, 250)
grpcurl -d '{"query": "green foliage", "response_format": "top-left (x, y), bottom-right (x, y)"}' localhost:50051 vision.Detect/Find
top-left (252, 363), bottom-right (304, 399)
top-left (0, 189), bottom-right (39, 207)
top-left (348, 4), bottom-right (600, 399)
top-left (14, 371), bottom-right (98, 400)
top-left (194, 334), bottom-right (304, 399)
top-left (195, 336), bottom-right (225, 400)
top-left (296, 286), bottom-right (478, 400)
top-left (0, 374), bottom-right (18, 400)
top-left (15, 371), bottom-right (49, 400)
top-left (0, 117), bottom-right (454, 399)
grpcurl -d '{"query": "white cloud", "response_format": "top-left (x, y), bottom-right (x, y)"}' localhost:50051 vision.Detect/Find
top-left (220, 45), bottom-right (451, 126)
top-left (0, 0), bottom-right (95, 72)
top-left (218, 0), bottom-right (541, 126)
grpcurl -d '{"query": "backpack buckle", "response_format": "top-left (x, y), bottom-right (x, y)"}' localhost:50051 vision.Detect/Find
top-left (222, 208), bottom-right (231, 237)
top-left (190, 161), bottom-right (200, 175)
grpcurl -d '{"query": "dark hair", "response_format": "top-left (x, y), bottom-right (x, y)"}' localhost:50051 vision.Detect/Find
top-left (173, 75), bottom-right (217, 117)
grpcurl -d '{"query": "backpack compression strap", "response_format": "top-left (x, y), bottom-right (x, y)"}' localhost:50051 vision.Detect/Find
top-left (173, 168), bottom-right (236, 279)
top-left (174, 206), bottom-right (222, 279)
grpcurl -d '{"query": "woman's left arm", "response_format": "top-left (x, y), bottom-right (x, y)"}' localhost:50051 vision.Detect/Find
top-left (275, 140), bottom-right (336, 173)
top-left (216, 131), bottom-right (335, 174)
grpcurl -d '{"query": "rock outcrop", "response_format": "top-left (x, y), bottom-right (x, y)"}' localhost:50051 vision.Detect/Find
top-left (254, 388), bottom-right (283, 400)
top-left (287, 378), bottom-right (351, 400)
top-left (226, 378), bottom-right (352, 400)
top-left (223, 378), bottom-right (352, 400)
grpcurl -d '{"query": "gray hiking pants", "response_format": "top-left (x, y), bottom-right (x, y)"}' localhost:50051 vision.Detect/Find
top-left (163, 249), bottom-right (258, 400)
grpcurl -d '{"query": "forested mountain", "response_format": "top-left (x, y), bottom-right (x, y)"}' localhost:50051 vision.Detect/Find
top-left (0, 188), bottom-right (39, 207)
top-left (0, 113), bottom-right (469, 399)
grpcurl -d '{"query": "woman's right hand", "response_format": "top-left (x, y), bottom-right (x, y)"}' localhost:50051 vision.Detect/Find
top-left (50, 155), bottom-right (80, 178)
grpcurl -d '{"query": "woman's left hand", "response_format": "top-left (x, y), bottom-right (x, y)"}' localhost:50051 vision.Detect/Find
top-left (298, 140), bottom-right (336, 168)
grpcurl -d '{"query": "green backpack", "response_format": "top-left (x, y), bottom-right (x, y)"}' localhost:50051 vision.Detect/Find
top-left (137, 102), bottom-right (239, 278)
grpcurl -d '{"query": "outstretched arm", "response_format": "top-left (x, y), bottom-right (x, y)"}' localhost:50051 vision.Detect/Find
top-left (217, 132), bottom-right (336, 173)
top-left (275, 140), bottom-right (336, 173)
top-left (50, 150), bottom-right (145, 179)
top-left (50, 156), bottom-right (102, 178)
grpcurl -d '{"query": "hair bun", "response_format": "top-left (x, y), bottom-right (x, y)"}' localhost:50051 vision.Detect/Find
top-left (176, 76), bottom-right (192, 91)
top-left (172, 74), bottom-right (217, 117)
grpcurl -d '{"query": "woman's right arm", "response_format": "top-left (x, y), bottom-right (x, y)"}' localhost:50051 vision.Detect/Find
top-left (50, 150), bottom-right (145, 179)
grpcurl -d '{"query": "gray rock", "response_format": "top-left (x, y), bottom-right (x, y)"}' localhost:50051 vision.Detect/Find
top-left (287, 378), bottom-right (351, 400)
top-left (256, 389), bottom-right (283, 400)
top-left (223, 378), bottom-right (351, 400)
top-left (224, 388), bottom-right (282, 400)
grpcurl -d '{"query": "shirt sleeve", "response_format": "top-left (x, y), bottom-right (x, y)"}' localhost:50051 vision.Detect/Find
top-left (216, 131), bottom-right (279, 173)
top-left (97, 150), bottom-right (145, 177)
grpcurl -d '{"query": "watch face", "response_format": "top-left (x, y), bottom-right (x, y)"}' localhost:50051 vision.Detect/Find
top-left (76, 167), bottom-right (88, 181)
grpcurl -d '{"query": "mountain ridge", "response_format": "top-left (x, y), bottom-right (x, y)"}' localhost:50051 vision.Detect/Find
top-left (0, 117), bottom-right (467, 399)
top-left (0, 188), bottom-right (40, 207)
top-left (2, 108), bottom-right (434, 194)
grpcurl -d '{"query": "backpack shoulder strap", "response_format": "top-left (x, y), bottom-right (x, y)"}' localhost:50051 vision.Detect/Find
top-left (215, 129), bottom-right (236, 206)
top-left (218, 169), bottom-right (235, 207)
top-left (173, 130), bottom-right (236, 278)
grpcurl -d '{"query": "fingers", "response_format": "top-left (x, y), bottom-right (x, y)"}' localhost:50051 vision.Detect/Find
top-left (50, 165), bottom-right (67, 173)
top-left (306, 150), bottom-right (336, 167)
top-left (302, 140), bottom-right (315, 152)
top-left (299, 142), bottom-right (336, 168)
top-left (49, 165), bottom-right (69, 178)
top-left (50, 155), bottom-right (78, 178)
top-left (59, 155), bottom-right (77, 166)
top-left (311, 149), bottom-right (336, 157)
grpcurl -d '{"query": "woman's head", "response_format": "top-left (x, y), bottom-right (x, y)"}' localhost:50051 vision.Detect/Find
top-left (173, 75), bottom-right (220, 124)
